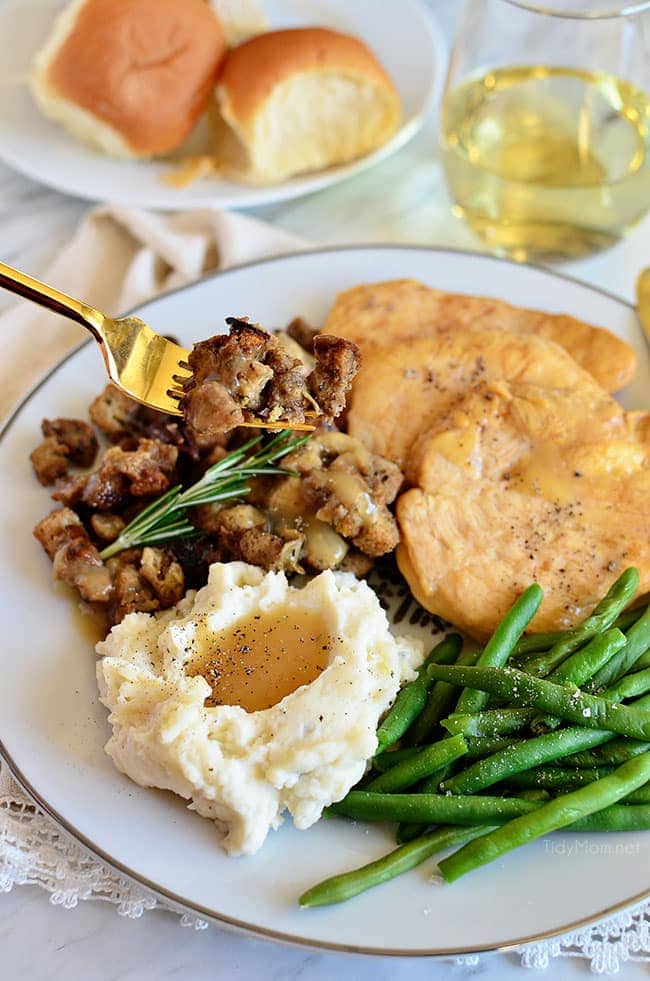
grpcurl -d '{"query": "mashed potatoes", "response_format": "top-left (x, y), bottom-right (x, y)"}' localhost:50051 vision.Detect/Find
top-left (97, 562), bottom-right (424, 855)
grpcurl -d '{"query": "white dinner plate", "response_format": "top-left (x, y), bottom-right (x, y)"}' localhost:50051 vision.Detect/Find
top-left (0, 247), bottom-right (648, 956)
top-left (0, 0), bottom-right (443, 210)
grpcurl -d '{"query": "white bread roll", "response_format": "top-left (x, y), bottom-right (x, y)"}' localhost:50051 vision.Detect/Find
top-left (31, 0), bottom-right (226, 159)
top-left (209, 0), bottom-right (268, 46)
top-left (211, 27), bottom-right (402, 185)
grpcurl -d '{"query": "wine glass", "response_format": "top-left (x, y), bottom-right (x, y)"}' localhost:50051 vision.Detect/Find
top-left (440, 0), bottom-right (650, 260)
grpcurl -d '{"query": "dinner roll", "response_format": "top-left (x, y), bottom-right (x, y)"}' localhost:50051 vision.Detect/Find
top-left (209, 0), bottom-right (268, 46)
top-left (211, 28), bottom-right (402, 184)
top-left (31, 0), bottom-right (226, 159)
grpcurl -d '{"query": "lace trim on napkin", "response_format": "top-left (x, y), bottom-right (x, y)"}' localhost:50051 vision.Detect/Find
top-left (1, 762), bottom-right (648, 969)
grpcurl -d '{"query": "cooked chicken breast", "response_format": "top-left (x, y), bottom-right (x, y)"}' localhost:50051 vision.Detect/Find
top-left (396, 381), bottom-right (650, 640)
top-left (325, 279), bottom-right (636, 394)
top-left (345, 325), bottom-right (605, 474)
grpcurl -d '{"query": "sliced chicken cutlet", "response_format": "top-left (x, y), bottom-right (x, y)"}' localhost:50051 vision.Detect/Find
top-left (397, 381), bottom-right (650, 640)
top-left (345, 325), bottom-right (605, 474)
top-left (325, 279), bottom-right (636, 394)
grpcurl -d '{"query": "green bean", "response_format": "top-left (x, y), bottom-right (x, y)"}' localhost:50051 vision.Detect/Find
top-left (621, 786), bottom-right (650, 804)
top-left (299, 825), bottom-right (494, 907)
top-left (619, 606), bottom-right (646, 631)
top-left (569, 804), bottom-right (650, 830)
top-left (632, 649), bottom-right (650, 673)
top-left (557, 694), bottom-right (650, 770)
top-left (531, 628), bottom-right (627, 732)
top-left (454, 584), bottom-right (543, 715)
top-left (438, 753), bottom-right (650, 883)
top-left (399, 802), bottom-right (649, 831)
top-left (503, 767), bottom-right (614, 790)
top-left (327, 791), bottom-right (541, 825)
top-left (365, 735), bottom-right (468, 793)
top-left (395, 821), bottom-right (431, 844)
top-left (550, 629), bottom-right (627, 685)
top-left (603, 668), bottom-right (650, 703)
top-left (426, 664), bottom-right (650, 740)
top-left (515, 789), bottom-right (552, 802)
top-left (418, 800), bottom-right (650, 832)
top-left (609, 689), bottom-right (650, 709)
top-left (561, 738), bottom-right (650, 768)
top-left (465, 736), bottom-right (525, 760)
top-left (394, 766), bottom-right (453, 844)
top-left (443, 708), bottom-right (535, 738)
top-left (522, 569), bottom-right (640, 677)
top-left (504, 770), bottom-right (650, 804)
top-left (328, 789), bottom-right (650, 831)
top-left (406, 647), bottom-right (480, 746)
top-left (590, 604), bottom-right (650, 689)
top-left (441, 726), bottom-right (613, 795)
top-left (512, 606), bottom-right (644, 659)
top-left (372, 747), bottom-right (422, 772)
top-left (375, 634), bottom-right (463, 754)
top-left (598, 675), bottom-right (650, 707)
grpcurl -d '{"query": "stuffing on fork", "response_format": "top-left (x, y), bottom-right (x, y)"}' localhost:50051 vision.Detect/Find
top-left (182, 318), bottom-right (360, 441)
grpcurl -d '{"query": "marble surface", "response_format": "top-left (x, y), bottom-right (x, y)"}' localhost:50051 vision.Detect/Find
top-left (2, 1), bottom-right (650, 977)
top-left (5, 887), bottom-right (648, 981)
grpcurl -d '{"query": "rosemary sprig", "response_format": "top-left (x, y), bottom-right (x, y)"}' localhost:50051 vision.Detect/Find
top-left (100, 430), bottom-right (310, 561)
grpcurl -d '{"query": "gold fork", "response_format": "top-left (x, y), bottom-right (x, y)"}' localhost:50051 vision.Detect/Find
top-left (0, 261), bottom-right (315, 430)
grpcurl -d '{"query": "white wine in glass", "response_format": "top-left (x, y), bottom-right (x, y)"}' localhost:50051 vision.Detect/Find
top-left (441, 1), bottom-right (650, 260)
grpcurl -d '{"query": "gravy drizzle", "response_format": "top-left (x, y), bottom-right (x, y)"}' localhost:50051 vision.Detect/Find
top-left (193, 609), bottom-right (332, 712)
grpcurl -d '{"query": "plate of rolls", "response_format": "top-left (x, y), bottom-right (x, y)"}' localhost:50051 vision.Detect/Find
top-left (0, 0), bottom-right (444, 209)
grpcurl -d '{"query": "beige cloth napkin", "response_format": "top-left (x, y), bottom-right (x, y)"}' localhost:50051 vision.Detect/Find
top-left (0, 206), bottom-right (305, 421)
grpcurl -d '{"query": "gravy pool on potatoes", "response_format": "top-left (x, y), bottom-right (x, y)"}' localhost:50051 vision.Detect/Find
top-left (191, 609), bottom-right (333, 712)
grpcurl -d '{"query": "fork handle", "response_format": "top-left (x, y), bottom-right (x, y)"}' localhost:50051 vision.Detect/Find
top-left (0, 260), bottom-right (105, 339)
